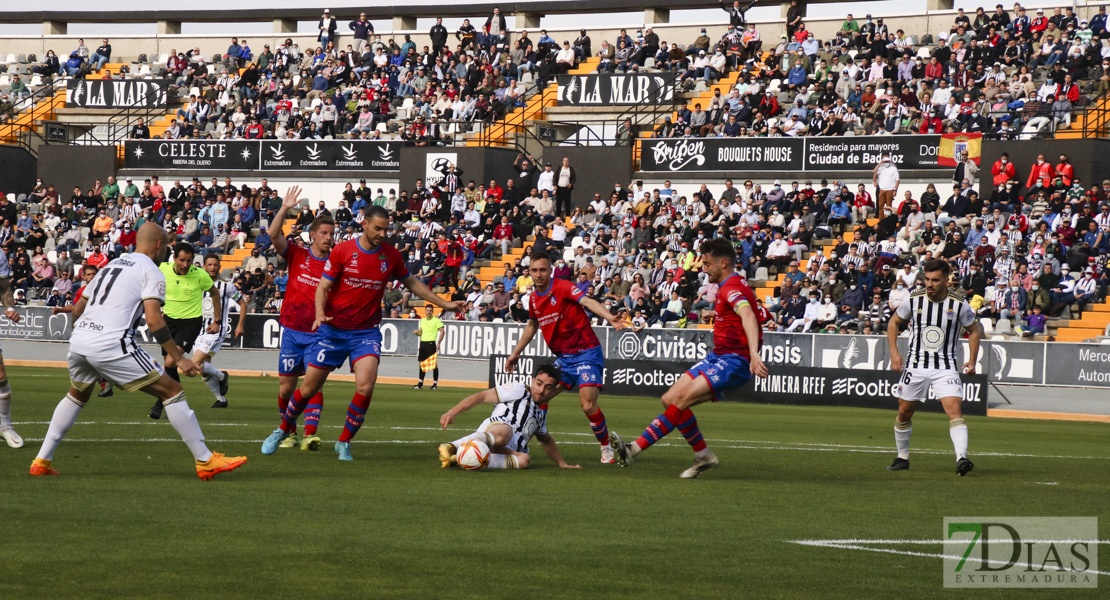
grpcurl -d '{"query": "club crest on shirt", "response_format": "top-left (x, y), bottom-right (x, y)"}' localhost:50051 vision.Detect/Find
top-left (550, 296), bottom-right (556, 306)
top-left (380, 261), bottom-right (388, 273)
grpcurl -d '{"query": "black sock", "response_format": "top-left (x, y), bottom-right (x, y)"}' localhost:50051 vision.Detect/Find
top-left (166, 366), bottom-right (180, 382)
top-left (433, 368), bottom-right (439, 382)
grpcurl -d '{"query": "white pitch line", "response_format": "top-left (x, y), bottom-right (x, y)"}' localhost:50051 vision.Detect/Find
top-left (791, 539), bottom-right (1110, 545)
top-left (10, 421), bottom-right (1110, 460)
top-left (789, 540), bottom-right (1110, 576)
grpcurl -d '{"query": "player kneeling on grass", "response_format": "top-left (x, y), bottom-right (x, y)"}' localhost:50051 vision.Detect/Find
top-left (886, 258), bottom-right (980, 476)
top-left (437, 362), bottom-right (579, 470)
top-left (29, 223), bottom-right (247, 481)
top-left (609, 239), bottom-right (769, 478)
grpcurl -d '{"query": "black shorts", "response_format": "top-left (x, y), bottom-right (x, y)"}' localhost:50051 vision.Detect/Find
top-left (163, 316), bottom-right (203, 356)
top-left (418, 340), bottom-right (437, 362)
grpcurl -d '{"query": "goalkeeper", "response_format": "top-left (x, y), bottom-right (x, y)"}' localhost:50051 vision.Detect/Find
top-left (412, 304), bottom-right (445, 390)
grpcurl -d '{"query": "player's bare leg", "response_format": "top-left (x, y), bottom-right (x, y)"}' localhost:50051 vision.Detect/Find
top-left (149, 349), bottom-right (180, 420)
top-left (576, 385), bottom-right (615, 464)
top-left (610, 373), bottom-right (718, 478)
top-left (887, 399), bottom-right (919, 472)
top-left (33, 374), bottom-right (246, 479)
top-left (192, 350), bottom-right (229, 408)
top-left (0, 351), bottom-right (23, 448)
top-left (333, 355), bottom-right (380, 461)
top-left (939, 395), bottom-right (972, 476)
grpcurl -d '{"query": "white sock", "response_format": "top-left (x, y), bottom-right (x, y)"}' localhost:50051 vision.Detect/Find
top-left (0, 378), bottom-right (11, 428)
top-left (949, 419), bottom-right (968, 460)
top-left (164, 396), bottom-right (213, 463)
top-left (895, 420), bottom-right (912, 460)
top-left (695, 448), bottom-right (713, 459)
top-left (202, 369), bottom-right (224, 402)
top-left (450, 431), bottom-right (494, 448)
top-left (487, 453), bottom-right (518, 469)
top-left (37, 394), bottom-right (85, 461)
top-left (201, 361), bottom-right (224, 381)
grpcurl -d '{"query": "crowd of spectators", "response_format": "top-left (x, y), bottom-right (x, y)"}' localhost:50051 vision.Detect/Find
top-left (7, 4), bottom-right (1108, 141)
top-left (653, 3), bottom-right (1110, 139)
top-left (8, 145), bottom-right (1108, 339)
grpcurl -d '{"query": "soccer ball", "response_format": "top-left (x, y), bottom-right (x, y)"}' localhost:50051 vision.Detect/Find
top-left (457, 440), bottom-right (490, 471)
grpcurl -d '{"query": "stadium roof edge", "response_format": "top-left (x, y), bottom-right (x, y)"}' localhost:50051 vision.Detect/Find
top-left (0, 1), bottom-right (853, 24)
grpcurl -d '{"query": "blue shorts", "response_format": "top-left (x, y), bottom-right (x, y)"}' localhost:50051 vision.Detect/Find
top-left (307, 324), bottom-right (382, 372)
top-left (553, 346), bottom-right (605, 390)
top-left (687, 352), bottom-right (751, 402)
top-left (278, 328), bottom-right (317, 377)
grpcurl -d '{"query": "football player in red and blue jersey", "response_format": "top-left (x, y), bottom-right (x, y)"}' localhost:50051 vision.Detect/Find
top-left (266, 187), bottom-right (334, 451)
top-left (262, 206), bottom-right (462, 460)
top-left (505, 251), bottom-right (625, 464)
top-left (610, 238), bottom-right (769, 478)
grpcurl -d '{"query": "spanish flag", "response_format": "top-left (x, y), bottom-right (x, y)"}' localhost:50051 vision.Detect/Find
top-left (420, 353), bottom-right (438, 372)
top-left (938, 133), bottom-right (982, 167)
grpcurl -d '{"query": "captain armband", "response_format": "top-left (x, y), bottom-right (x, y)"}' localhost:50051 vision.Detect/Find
top-left (152, 325), bottom-right (173, 346)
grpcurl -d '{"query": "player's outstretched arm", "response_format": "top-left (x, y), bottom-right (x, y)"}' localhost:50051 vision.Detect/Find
top-left (439, 388), bottom-right (499, 429)
top-left (887, 313), bottom-right (905, 373)
top-left (233, 295), bottom-right (248, 338)
top-left (0, 276), bottom-right (19, 322)
top-left (963, 320), bottom-right (981, 375)
top-left (145, 298), bottom-right (198, 376)
top-left (400, 274), bottom-right (462, 313)
top-left (536, 432), bottom-right (580, 469)
top-left (268, 185), bottom-right (303, 256)
top-left (312, 276), bottom-right (335, 330)
top-left (737, 303), bottom-right (769, 378)
top-left (505, 319), bottom-right (539, 373)
top-left (70, 295), bottom-right (89, 319)
top-left (579, 295), bottom-right (626, 330)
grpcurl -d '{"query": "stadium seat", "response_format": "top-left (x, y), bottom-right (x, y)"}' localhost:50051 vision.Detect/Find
top-left (397, 97), bottom-right (414, 120)
top-left (993, 319), bottom-right (1012, 335)
top-left (47, 250), bottom-right (57, 265)
top-left (916, 47), bottom-right (931, 59)
top-left (27, 54), bottom-right (36, 63)
top-left (138, 65), bottom-right (152, 76)
top-left (694, 80), bottom-right (707, 92)
top-left (492, 318), bottom-right (503, 323)
top-left (521, 71), bottom-right (534, 84)
top-left (16, 54), bottom-right (26, 64)
top-left (2, 54), bottom-right (14, 64)
top-left (29, 74), bottom-right (43, 87)
top-left (188, 86), bottom-right (201, 98)
top-left (375, 122), bottom-right (388, 133)
top-left (921, 34), bottom-right (934, 45)
top-left (753, 266), bottom-right (769, 281)
top-left (136, 54), bottom-right (147, 63)
top-left (158, 53), bottom-right (169, 64)
top-left (650, 323), bottom-right (664, 329)
top-left (644, 57), bottom-right (656, 69)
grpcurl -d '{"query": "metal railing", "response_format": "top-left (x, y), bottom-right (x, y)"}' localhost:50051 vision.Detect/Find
top-left (0, 76), bottom-right (66, 156)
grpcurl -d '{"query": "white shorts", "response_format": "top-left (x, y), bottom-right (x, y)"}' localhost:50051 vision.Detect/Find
top-left (193, 332), bottom-right (226, 357)
top-left (478, 417), bottom-right (535, 454)
top-left (68, 350), bottom-right (164, 393)
top-left (894, 367), bottom-right (963, 402)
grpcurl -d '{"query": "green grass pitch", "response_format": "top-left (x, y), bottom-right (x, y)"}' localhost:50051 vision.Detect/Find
top-left (1, 365), bottom-right (1107, 599)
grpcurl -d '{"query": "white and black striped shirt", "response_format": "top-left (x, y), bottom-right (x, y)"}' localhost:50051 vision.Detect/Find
top-left (489, 382), bottom-right (548, 452)
top-left (896, 289), bottom-right (976, 370)
top-left (201, 280), bottom-right (242, 338)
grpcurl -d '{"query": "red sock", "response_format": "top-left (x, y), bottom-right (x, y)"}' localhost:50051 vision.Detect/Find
top-left (279, 389), bottom-right (307, 434)
top-left (338, 393), bottom-right (372, 442)
top-left (586, 408), bottom-right (610, 446)
top-left (634, 404), bottom-right (685, 451)
top-left (677, 408), bottom-right (708, 453)
top-left (303, 392), bottom-right (324, 436)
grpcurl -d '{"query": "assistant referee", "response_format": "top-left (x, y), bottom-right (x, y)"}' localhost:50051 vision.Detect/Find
top-left (413, 304), bottom-right (445, 390)
top-left (149, 242), bottom-right (221, 419)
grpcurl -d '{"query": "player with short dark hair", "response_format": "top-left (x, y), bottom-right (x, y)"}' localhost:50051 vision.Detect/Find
top-left (610, 238), bottom-right (769, 478)
top-left (268, 186), bottom-right (335, 451)
top-left (504, 251), bottom-right (626, 464)
top-left (261, 205), bottom-right (461, 460)
top-left (149, 242), bottom-right (222, 420)
top-left (886, 258), bottom-right (980, 475)
top-left (437, 362), bottom-right (578, 470)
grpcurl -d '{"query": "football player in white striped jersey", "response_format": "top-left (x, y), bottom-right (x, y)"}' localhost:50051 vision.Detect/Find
top-left (437, 363), bottom-right (578, 470)
top-left (191, 254), bottom-right (247, 408)
top-left (887, 259), bottom-right (980, 476)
